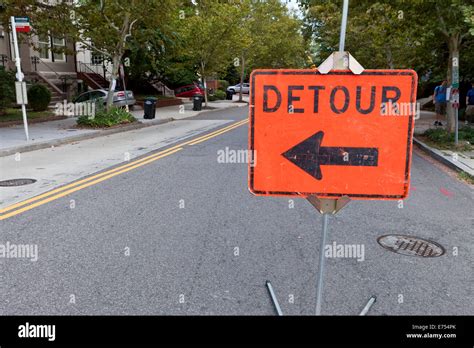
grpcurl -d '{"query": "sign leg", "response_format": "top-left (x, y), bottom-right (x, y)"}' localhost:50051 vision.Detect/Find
top-left (21, 100), bottom-right (29, 141)
top-left (315, 213), bottom-right (330, 315)
top-left (265, 281), bottom-right (283, 316)
top-left (359, 296), bottom-right (377, 316)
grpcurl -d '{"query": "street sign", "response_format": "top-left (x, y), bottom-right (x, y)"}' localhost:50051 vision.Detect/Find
top-left (249, 69), bottom-right (418, 200)
top-left (15, 81), bottom-right (28, 105)
top-left (452, 56), bottom-right (459, 89)
top-left (14, 17), bottom-right (30, 33)
top-left (451, 88), bottom-right (460, 109)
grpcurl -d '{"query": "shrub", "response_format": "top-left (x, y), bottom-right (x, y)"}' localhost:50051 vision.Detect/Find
top-left (77, 107), bottom-right (136, 128)
top-left (0, 67), bottom-right (16, 115)
top-left (218, 80), bottom-right (229, 91)
top-left (423, 128), bottom-right (452, 144)
top-left (214, 89), bottom-right (226, 100)
top-left (423, 126), bottom-right (474, 145)
top-left (208, 90), bottom-right (226, 101)
top-left (27, 84), bottom-right (51, 111)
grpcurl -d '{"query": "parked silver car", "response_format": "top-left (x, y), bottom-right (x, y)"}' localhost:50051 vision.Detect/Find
top-left (74, 89), bottom-right (136, 107)
top-left (227, 83), bottom-right (250, 94)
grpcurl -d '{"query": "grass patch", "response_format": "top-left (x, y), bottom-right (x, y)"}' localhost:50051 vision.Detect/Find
top-left (458, 171), bottom-right (474, 185)
top-left (77, 107), bottom-right (136, 128)
top-left (421, 126), bottom-right (474, 151)
top-left (0, 108), bottom-right (55, 123)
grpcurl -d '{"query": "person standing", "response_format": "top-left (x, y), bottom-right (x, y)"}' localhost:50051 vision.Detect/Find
top-left (466, 82), bottom-right (474, 123)
top-left (432, 80), bottom-right (447, 126)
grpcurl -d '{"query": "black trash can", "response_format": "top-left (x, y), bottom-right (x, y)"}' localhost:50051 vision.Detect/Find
top-left (193, 94), bottom-right (203, 111)
top-left (226, 90), bottom-right (234, 100)
top-left (144, 97), bottom-right (157, 119)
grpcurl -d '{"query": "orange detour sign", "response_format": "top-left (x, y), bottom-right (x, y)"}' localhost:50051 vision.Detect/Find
top-left (249, 69), bottom-right (418, 200)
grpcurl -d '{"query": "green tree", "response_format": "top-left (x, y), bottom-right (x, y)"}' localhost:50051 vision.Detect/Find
top-left (1, 0), bottom-right (176, 110)
top-left (300, 0), bottom-right (474, 132)
top-left (300, 0), bottom-right (430, 70)
top-left (430, 0), bottom-right (474, 131)
top-left (236, 0), bottom-right (307, 101)
top-left (178, 0), bottom-right (243, 107)
top-left (0, 66), bottom-right (15, 115)
top-left (247, 0), bottom-right (307, 69)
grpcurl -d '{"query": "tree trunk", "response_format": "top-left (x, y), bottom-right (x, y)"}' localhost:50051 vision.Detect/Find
top-left (446, 35), bottom-right (460, 133)
top-left (385, 45), bottom-right (394, 69)
top-left (106, 55), bottom-right (121, 110)
top-left (239, 55), bottom-right (245, 102)
top-left (201, 61), bottom-right (208, 108)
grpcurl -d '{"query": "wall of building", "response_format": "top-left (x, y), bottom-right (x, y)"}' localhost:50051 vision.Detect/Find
top-left (76, 41), bottom-right (112, 79)
top-left (27, 36), bottom-right (76, 74)
top-left (0, 25), bottom-right (13, 69)
top-left (0, 28), bottom-right (75, 74)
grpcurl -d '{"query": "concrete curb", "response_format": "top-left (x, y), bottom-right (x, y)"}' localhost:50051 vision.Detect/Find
top-left (0, 118), bottom-right (173, 158)
top-left (0, 103), bottom-right (248, 158)
top-left (413, 137), bottom-right (474, 177)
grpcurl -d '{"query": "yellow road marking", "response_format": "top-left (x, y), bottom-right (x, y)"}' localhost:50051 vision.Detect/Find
top-left (0, 146), bottom-right (178, 214)
top-left (189, 120), bottom-right (249, 145)
top-left (0, 119), bottom-right (247, 215)
top-left (0, 118), bottom-right (248, 220)
top-left (0, 148), bottom-right (183, 220)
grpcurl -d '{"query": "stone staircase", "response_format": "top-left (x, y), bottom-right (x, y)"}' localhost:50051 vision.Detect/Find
top-left (27, 72), bottom-right (74, 108)
top-left (77, 71), bottom-right (109, 90)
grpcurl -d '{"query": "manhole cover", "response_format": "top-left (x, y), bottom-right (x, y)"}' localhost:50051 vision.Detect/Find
top-left (0, 178), bottom-right (37, 187)
top-left (377, 235), bottom-right (445, 258)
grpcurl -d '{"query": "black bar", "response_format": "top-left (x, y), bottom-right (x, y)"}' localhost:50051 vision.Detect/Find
top-left (0, 316), bottom-right (472, 346)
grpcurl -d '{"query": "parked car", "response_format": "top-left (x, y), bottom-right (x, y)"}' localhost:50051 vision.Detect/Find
top-left (74, 89), bottom-right (136, 107)
top-left (174, 84), bottom-right (205, 98)
top-left (227, 83), bottom-right (250, 94)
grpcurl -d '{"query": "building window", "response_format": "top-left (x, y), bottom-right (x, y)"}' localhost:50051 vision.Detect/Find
top-left (91, 53), bottom-right (103, 65)
top-left (52, 37), bottom-right (65, 62)
top-left (37, 34), bottom-right (66, 62)
top-left (38, 35), bottom-right (51, 60)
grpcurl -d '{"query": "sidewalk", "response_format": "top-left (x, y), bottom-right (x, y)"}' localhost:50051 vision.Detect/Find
top-left (414, 110), bottom-right (474, 177)
top-left (0, 97), bottom-right (248, 157)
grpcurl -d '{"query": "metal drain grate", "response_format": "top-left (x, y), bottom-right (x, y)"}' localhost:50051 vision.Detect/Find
top-left (0, 178), bottom-right (37, 187)
top-left (377, 235), bottom-right (445, 258)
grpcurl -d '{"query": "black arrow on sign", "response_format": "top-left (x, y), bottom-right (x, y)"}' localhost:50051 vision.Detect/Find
top-left (282, 131), bottom-right (378, 180)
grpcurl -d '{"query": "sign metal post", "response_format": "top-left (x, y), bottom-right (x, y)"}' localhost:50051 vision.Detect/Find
top-left (316, 0), bottom-right (350, 315)
top-left (10, 16), bottom-right (30, 141)
top-left (255, 0), bottom-right (415, 316)
top-left (452, 55), bottom-right (459, 145)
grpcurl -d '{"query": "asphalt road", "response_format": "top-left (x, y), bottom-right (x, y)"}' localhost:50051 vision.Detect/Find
top-left (0, 107), bottom-right (473, 315)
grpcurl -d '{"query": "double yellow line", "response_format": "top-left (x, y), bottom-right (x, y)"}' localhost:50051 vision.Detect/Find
top-left (0, 119), bottom-right (248, 221)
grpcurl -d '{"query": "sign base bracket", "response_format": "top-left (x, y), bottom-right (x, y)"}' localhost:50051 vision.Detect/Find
top-left (265, 196), bottom-right (376, 316)
top-left (318, 51), bottom-right (365, 75)
top-left (306, 195), bottom-right (351, 215)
